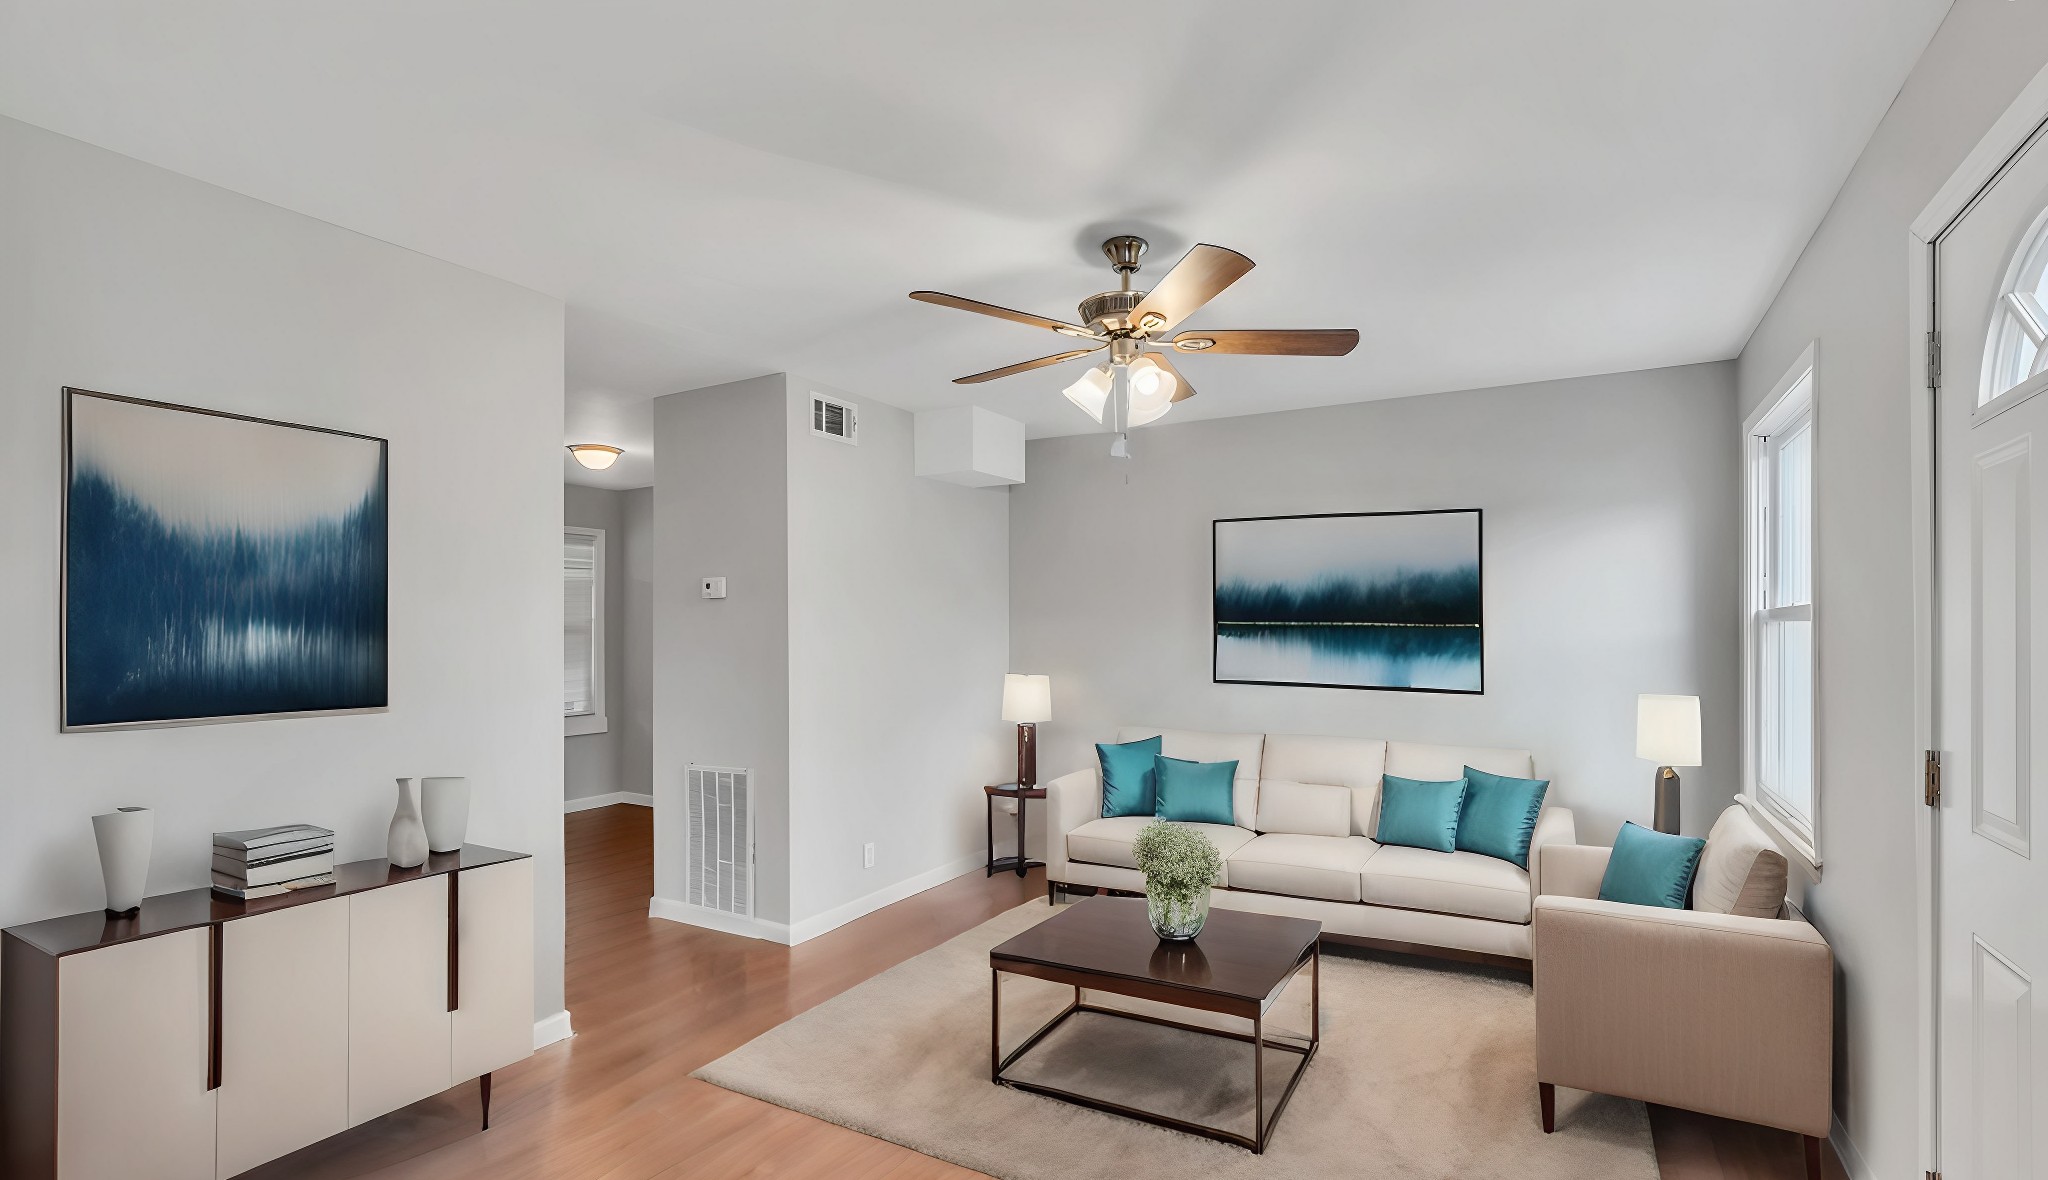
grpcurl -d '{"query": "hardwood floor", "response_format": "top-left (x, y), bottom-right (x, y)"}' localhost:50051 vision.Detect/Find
top-left (255, 803), bottom-right (1845, 1179)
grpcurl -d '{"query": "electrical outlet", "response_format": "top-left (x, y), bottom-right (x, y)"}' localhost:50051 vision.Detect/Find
top-left (862, 842), bottom-right (876, 869)
top-left (701, 576), bottom-right (726, 599)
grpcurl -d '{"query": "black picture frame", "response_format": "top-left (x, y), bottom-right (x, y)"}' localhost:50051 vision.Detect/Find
top-left (1211, 508), bottom-right (1484, 695)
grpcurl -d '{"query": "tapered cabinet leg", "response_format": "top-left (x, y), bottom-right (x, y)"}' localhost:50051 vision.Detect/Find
top-left (480, 1071), bottom-right (492, 1131)
top-left (1538, 1081), bottom-right (1555, 1133)
top-left (1802, 1134), bottom-right (1822, 1180)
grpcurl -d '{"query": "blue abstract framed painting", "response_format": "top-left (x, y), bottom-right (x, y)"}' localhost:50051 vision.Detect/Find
top-left (62, 389), bottom-right (389, 730)
top-left (1213, 509), bottom-right (1483, 693)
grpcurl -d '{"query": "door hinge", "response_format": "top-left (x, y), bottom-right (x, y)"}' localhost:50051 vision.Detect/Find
top-left (1927, 330), bottom-right (1942, 390)
top-left (1924, 749), bottom-right (1943, 807)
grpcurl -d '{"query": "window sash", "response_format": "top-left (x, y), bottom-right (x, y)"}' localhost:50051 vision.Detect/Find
top-left (564, 530), bottom-right (601, 718)
top-left (1746, 365), bottom-right (1817, 849)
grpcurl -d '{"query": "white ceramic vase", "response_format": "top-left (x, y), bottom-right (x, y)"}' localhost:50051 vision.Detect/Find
top-left (421, 776), bottom-right (470, 854)
top-left (92, 806), bottom-right (153, 916)
top-left (387, 778), bottom-right (429, 868)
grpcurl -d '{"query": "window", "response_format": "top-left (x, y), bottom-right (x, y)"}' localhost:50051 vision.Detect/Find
top-left (564, 526), bottom-right (606, 736)
top-left (1743, 349), bottom-right (1817, 861)
top-left (1982, 205), bottom-right (2048, 406)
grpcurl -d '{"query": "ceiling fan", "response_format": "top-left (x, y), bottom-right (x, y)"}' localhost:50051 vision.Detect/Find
top-left (910, 235), bottom-right (1357, 452)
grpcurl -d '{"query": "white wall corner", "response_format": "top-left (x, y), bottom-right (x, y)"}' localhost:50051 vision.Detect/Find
top-left (914, 406), bottom-right (1024, 486)
top-left (564, 791), bottom-right (654, 813)
top-left (648, 895), bottom-right (794, 944)
top-left (533, 1009), bottom-right (575, 1051)
top-left (786, 852), bottom-right (986, 945)
top-left (1830, 1113), bottom-right (1872, 1180)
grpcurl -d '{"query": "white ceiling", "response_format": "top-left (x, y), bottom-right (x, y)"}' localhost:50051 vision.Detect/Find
top-left (0, 1), bottom-right (1950, 490)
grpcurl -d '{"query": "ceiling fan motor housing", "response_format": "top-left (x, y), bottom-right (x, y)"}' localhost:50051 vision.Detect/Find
top-left (1078, 288), bottom-right (1144, 334)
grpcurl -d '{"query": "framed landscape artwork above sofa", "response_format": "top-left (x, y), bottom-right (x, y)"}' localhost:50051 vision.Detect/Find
top-left (1213, 509), bottom-right (1483, 693)
top-left (61, 388), bottom-right (389, 730)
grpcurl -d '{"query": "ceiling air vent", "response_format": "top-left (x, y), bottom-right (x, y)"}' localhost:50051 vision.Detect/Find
top-left (812, 393), bottom-right (858, 444)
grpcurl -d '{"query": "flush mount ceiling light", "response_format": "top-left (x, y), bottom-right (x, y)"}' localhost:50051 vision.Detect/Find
top-left (910, 235), bottom-right (1359, 454)
top-left (567, 444), bottom-right (623, 470)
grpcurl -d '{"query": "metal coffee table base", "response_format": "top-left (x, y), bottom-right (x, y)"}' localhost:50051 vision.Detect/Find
top-left (989, 945), bottom-right (1319, 1154)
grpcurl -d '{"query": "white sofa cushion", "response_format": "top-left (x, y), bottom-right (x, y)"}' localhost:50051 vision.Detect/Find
top-left (1360, 844), bottom-right (1533, 923)
top-left (1260, 734), bottom-right (1389, 836)
top-left (1065, 816), bottom-right (1256, 885)
top-left (1256, 781), bottom-right (1352, 837)
top-left (1384, 740), bottom-right (1534, 783)
top-left (1118, 727), bottom-right (1265, 828)
top-left (1227, 834), bottom-right (1379, 903)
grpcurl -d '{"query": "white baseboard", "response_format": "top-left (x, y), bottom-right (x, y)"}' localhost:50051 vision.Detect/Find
top-left (787, 852), bottom-right (986, 945)
top-left (648, 853), bottom-right (986, 947)
top-left (1829, 1113), bottom-right (1871, 1180)
top-left (533, 1009), bottom-right (574, 1050)
top-left (648, 896), bottom-right (794, 944)
top-left (564, 791), bottom-right (653, 813)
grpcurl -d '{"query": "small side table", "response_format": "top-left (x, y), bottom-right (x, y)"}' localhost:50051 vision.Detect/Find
top-left (984, 784), bottom-right (1046, 877)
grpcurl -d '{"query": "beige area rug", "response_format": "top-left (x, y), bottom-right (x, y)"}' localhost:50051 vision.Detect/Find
top-left (693, 900), bottom-right (1658, 1180)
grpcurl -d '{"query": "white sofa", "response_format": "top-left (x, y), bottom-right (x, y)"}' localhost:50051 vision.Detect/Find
top-left (1044, 727), bottom-right (1576, 961)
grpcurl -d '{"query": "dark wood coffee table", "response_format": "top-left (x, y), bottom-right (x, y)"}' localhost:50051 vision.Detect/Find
top-left (988, 896), bottom-right (1320, 1153)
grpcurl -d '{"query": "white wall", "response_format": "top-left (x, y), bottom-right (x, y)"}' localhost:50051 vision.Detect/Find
top-left (565, 483), bottom-right (628, 802)
top-left (785, 380), bottom-right (1010, 934)
top-left (1011, 362), bottom-right (1740, 848)
top-left (1734, 2), bottom-right (2048, 1174)
top-left (651, 375), bottom-right (793, 925)
top-left (0, 117), bottom-right (568, 1023)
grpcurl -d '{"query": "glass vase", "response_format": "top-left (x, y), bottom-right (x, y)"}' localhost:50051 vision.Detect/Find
top-left (1146, 885), bottom-right (1211, 941)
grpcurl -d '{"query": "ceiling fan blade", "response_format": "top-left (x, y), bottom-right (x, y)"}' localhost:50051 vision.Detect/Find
top-left (953, 346), bottom-right (1105, 384)
top-left (1126, 244), bottom-right (1255, 337)
top-left (1145, 351), bottom-right (1198, 402)
top-left (910, 291), bottom-right (1100, 338)
top-left (1168, 329), bottom-right (1359, 356)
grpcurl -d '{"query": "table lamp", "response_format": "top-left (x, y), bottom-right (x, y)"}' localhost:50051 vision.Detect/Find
top-left (1637, 694), bottom-right (1701, 835)
top-left (1002, 674), bottom-right (1051, 788)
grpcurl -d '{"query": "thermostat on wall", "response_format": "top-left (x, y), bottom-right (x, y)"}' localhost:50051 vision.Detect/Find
top-left (701, 577), bottom-right (726, 599)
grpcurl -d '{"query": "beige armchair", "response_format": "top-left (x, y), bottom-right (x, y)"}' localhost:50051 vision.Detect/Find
top-left (1532, 834), bottom-right (1833, 1180)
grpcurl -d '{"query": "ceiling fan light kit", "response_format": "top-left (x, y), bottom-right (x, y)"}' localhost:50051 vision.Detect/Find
top-left (910, 235), bottom-right (1358, 455)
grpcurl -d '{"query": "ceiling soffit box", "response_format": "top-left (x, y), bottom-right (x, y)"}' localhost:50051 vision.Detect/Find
top-left (914, 406), bottom-right (1024, 487)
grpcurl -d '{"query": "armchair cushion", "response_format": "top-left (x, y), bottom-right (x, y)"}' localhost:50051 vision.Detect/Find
top-left (1693, 805), bottom-right (1790, 918)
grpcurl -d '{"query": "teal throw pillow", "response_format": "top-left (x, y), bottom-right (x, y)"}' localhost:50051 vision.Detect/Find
top-left (1097, 736), bottom-right (1163, 818)
top-left (1598, 821), bottom-right (1707, 909)
top-left (1455, 766), bottom-right (1551, 869)
top-left (1374, 774), bottom-right (1466, 853)
top-left (1153, 756), bottom-right (1237, 826)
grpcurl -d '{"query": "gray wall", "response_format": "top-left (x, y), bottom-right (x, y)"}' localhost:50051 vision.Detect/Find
top-left (784, 379), bottom-right (1010, 929)
top-left (565, 484), bottom-right (628, 802)
top-left (1011, 361), bottom-right (1740, 848)
top-left (620, 486), bottom-right (655, 804)
top-left (652, 375), bottom-right (793, 925)
top-left (1734, 1), bottom-right (2048, 1173)
top-left (0, 116), bottom-right (569, 1024)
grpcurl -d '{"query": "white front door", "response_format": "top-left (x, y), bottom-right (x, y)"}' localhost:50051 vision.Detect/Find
top-left (1934, 121), bottom-right (2048, 1179)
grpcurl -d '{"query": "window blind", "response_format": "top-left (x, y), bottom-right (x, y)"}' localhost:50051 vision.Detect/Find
top-left (564, 531), bottom-right (598, 716)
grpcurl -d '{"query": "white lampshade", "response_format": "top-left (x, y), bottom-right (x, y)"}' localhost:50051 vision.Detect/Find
top-left (1125, 355), bottom-right (1177, 426)
top-left (1002, 673), bottom-right (1052, 723)
top-left (1636, 694), bottom-right (1702, 767)
top-left (1062, 365), bottom-right (1112, 425)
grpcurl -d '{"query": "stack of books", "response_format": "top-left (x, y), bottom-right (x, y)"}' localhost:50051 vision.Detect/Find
top-left (212, 824), bottom-right (337, 900)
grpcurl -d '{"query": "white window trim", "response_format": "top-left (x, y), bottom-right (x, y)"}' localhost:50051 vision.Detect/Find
top-left (565, 525), bottom-right (608, 737)
top-left (1740, 342), bottom-right (1821, 873)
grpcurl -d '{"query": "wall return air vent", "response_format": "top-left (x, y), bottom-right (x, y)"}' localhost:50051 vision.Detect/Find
top-left (812, 393), bottom-right (858, 444)
top-left (686, 765), bottom-right (754, 917)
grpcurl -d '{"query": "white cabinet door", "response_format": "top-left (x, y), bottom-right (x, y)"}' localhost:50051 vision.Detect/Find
top-left (453, 858), bottom-right (535, 1083)
top-left (216, 898), bottom-right (349, 1178)
top-left (347, 875), bottom-right (452, 1126)
top-left (57, 929), bottom-right (215, 1180)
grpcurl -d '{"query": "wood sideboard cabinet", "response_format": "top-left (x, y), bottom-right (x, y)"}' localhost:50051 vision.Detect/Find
top-left (0, 845), bottom-right (535, 1180)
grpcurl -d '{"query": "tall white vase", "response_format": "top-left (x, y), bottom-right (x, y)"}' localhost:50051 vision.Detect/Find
top-left (92, 806), bottom-right (153, 916)
top-left (421, 776), bottom-right (470, 853)
top-left (387, 778), bottom-right (429, 868)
